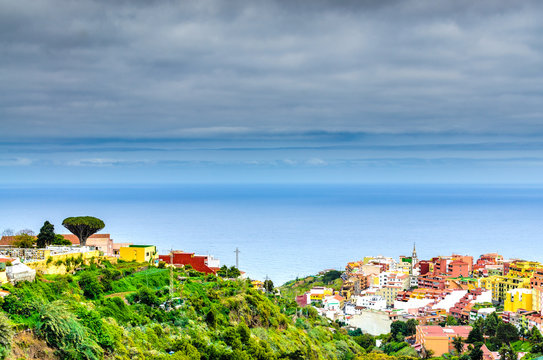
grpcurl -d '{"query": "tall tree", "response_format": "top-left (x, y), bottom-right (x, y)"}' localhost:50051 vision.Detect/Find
top-left (469, 344), bottom-right (484, 360)
top-left (264, 279), bottom-right (274, 293)
top-left (467, 325), bottom-right (484, 344)
top-left (496, 323), bottom-right (519, 345)
top-left (390, 321), bottom-right (407, 339)
top-left (406, 319), bottom-right (419, 336)
top-left (529, 327), bottom-right (543, 353)
top-left (452, 336), bottom-right (464, 354)
top-left (483, 311), bottom-right (500, 337)
top-left (36, 221), bottom-right (55, 248)
top-left (62, 217), bottom-right (105, 247)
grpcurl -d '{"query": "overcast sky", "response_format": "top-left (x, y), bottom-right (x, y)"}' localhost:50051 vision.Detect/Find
top-left (1, 0), bottom-right (543, 184)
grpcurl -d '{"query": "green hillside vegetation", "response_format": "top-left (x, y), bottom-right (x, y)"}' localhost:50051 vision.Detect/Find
top-left (0, 261), bottom-right (369, 360)
top-left (279, 270), bottom-right (344, 301)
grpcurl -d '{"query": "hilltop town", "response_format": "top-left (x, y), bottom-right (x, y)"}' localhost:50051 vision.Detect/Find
top-left (287, 245), bottom-right (543, 358)
top-left (0, 223), bottom-right (225, 286)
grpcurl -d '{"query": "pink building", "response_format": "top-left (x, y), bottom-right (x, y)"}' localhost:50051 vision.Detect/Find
top-left (61, 234), bottom-right (131, 257)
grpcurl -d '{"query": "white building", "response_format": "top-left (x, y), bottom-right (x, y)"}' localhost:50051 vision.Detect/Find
top-left (432, 290), bottom-right (468, 312)
top-left (323, 294), bottom-right (344, 312)
top-left (6, 258), bottom-right (36, 283)
top-left (393, 298), bottom-right (434, 311)
top-left (355, 295), bottom-right (387, 311)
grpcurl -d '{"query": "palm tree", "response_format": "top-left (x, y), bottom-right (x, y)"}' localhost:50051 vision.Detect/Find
top-left (452, 336), bottom-right (464, 354)
top-left (422, 346), bottom-right (435, 359)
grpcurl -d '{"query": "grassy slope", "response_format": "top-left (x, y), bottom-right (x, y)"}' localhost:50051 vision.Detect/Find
top-left (0, 261), bottom-right (362, 360)
top-left (279, 273), bottom-right (343, 301)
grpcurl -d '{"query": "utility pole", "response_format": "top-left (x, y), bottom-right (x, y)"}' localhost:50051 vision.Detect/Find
top-left (234, 247), bottom-right (240, 269)
top-left (169, 248), bottom-right (174, 299)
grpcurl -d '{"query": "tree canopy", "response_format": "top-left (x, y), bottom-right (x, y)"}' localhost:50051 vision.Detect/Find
top-left (13, 231), bottom-right (36, 248)
top-left (62, 216), bottom-right (105, 247)
top-left (52, 234), bottom-right (72, 246)
top-left (36, 221), bottom-right (55, 248)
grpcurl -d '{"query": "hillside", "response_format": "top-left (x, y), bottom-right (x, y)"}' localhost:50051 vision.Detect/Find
top-left (0, 260), bottom-right (365, 360)
top-left (279, 270), bottom-right (344, 301)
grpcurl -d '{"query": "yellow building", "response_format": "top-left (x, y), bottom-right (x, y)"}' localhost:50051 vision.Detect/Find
top-left (377, 285), bottom-right (403, 306)
top-left (309, 287), bottom-right (333, 301)
top-left (504, 288), bottom-right (533, 312)
top-left (395, 261), bottom-right (412, 274)
top-left (119, 245), bottom-right (157, 263)
top-left (478, 261), bottom-right (542, 303)
top-left (251, 280), bottom-right (264, 290)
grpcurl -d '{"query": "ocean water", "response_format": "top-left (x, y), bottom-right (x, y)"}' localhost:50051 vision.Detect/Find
top-left (1, 184), bottom-right (543, 285)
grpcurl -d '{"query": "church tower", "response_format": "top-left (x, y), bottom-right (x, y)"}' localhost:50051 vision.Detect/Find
top-left (411, 243), bottom-right (418, 273)
top-left (409, 242), bottom-right (419, 288)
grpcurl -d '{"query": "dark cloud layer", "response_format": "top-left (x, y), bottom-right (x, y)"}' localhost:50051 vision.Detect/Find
top-left (1, 1), bottom-right (543, 184)
top-left (1, 0), bottom-right (542, 138)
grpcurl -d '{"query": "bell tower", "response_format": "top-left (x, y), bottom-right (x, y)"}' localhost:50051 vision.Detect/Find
top-left (411, 243), bottom-right (418, 273)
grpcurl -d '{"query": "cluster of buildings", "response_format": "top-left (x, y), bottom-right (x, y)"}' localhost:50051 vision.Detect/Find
top-left (295, 245), bottom-right (543, 357)
top-left (0, 233), bottom-right (222, 285)
top-left (295, 286), bottom-right (346, 319)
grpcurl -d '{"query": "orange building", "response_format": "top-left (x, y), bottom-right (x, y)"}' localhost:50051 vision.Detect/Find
top-left (531, 268), bottom-right (543, 288)
top-left (416, 325), bottom-right (472, 356)
top-left (448, 260), bottom-right (470, 277)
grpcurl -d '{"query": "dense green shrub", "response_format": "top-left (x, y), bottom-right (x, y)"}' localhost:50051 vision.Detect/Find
top-left (2, 262), bottom-right (368, 360)
top-left (78, 272), bottom-right (104, 299)
top-left (0, 313), bottom-right (14, 360)
top-left (34, 301), bottom-right (103, 360)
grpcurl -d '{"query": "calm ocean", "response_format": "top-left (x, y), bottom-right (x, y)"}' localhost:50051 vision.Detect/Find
top-left (1, 184), bottom-right (543, 284)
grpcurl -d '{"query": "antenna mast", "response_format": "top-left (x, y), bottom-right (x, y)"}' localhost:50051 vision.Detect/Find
top-left (234, 247), bottom-right (240, 269)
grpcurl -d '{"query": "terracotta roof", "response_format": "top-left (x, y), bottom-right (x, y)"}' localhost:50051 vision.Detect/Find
top-left (418, 325), bottom-right (472, 337)
top-left (0, 235), bottom-right (37, 246)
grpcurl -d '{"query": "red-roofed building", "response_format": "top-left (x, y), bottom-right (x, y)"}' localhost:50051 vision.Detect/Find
top-left (0, 235), bottom-right (36, 247)
top-left (158, 251), bottom-right (220, 275)
top-left (448, 259), bottom-right (471, 278)
top-left (462, 343), bottom-right (500, 360)
top-left (416, 325), bottom-right (472, 356)
top-left (418, 274), bottom-right (449, 290)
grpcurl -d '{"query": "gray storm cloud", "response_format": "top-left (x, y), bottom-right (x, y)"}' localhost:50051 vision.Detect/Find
top-left (1, 0), bottom-right (542, 138)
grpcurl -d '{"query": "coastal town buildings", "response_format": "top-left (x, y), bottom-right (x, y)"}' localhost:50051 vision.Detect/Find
top-left (326, 246), bottom-right (543, 347)
top-left (479, 261), bottom-right (542, 303)
top-left (1, 233), bottom-right (132, 258)
top-left (158, 250), bottom-right (221, 274)
top-left (504, 288), bottom-right (533, 312)
top-left (415, 325), bottom-right (472, 356)
top-left (119, 245), bottom-right (157, 263)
